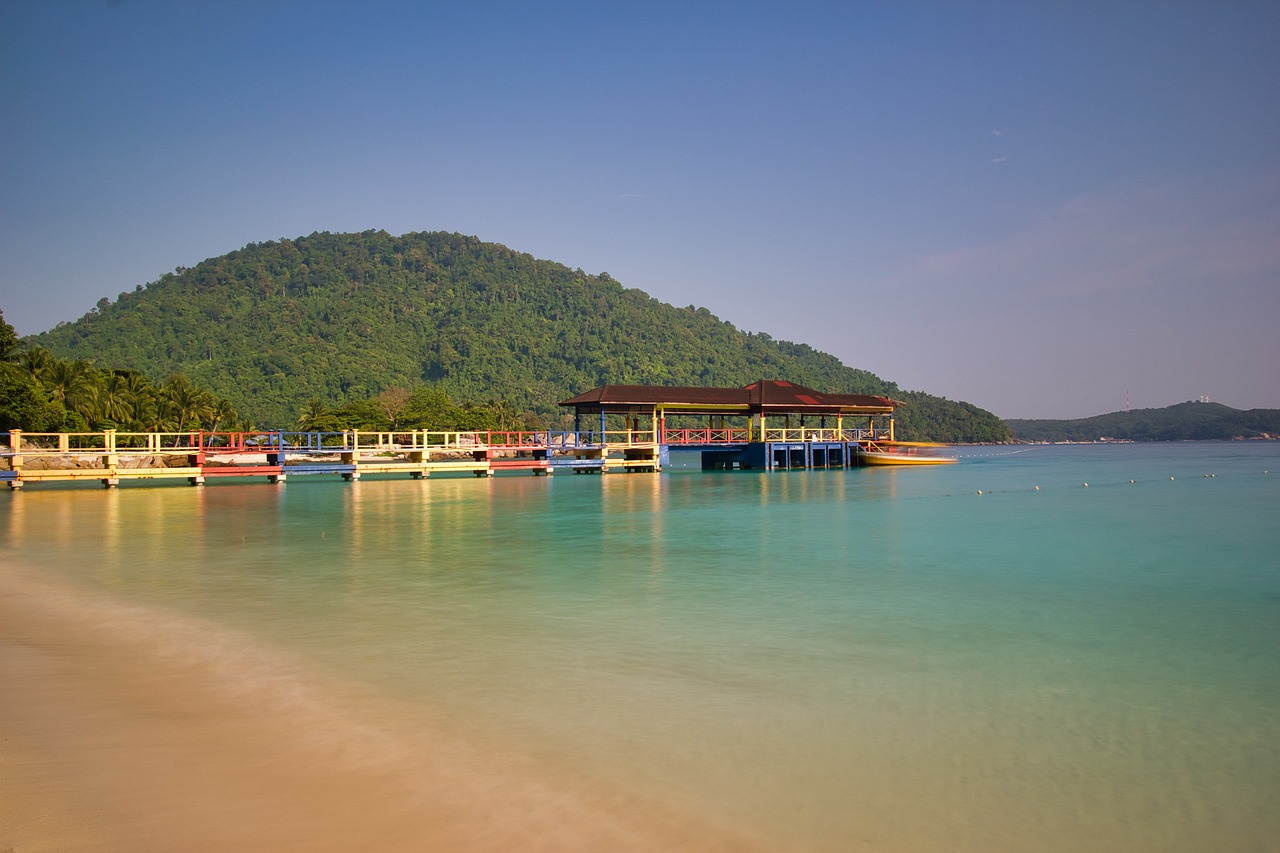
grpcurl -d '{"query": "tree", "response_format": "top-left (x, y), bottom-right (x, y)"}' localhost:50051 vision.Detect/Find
top-left (0, 307), bottom-right (19, 361)
top-left (44, 359), bottom-right (95, 415)
top-left (18, 346), bottom-right (54, 381)
top-left (0, 364), bottom-right (66, 431)
top-left (375, 386), bottom-right (412, 429)
top-left (161, 374), bottom-right (214, 433)
top-left (209, 398), bottom-right (238, 432)
top-left (96, 372), bottom-right (137, 425)
top-left (297, 398), bottom-right (333, 431)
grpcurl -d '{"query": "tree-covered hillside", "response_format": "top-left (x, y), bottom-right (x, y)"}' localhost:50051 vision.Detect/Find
top-left (1007, 401), bottom-right (1280, 442)
top-left (27, 230), bottom-right (1009, 442)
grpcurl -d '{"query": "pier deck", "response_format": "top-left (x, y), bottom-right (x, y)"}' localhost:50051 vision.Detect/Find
top-left (2, 429), bottom-right (663, 489)
top-left (2, 425), bottom-right (898, 489)
top-left (1, 380), bottom-right (914, 489)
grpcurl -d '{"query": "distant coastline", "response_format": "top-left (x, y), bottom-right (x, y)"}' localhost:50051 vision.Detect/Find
top-left (1005, 400), bottom-right (1279, 443)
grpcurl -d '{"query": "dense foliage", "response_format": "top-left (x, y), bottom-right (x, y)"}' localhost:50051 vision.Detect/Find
top-left (2, 304), bottom-right (240, 434)
top-left (25, 231), bottom-right (1009, 442)
top-left (1006, 402), bottom-right (1280, 442)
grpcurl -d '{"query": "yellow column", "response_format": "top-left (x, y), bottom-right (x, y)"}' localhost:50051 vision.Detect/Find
top-left (8, 430), bottom-right (22, 478)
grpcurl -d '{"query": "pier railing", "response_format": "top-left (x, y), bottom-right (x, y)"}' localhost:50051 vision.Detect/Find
top-left (662, 427), bottom-right (751, 445)
top-left (759, 427), bottom-right (886, 443)
top-left (4, 427), bottom-right (888, 457)
top-left (3, 425), bottom-right (899, 489)
top-left (1, 429), bottom-right (665, 455)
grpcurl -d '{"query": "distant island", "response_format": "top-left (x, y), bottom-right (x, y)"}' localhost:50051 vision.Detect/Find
top-left (1006, 401), bottom-right (1280, 443)
top-left (18, 230), bottom-right (1010, 444)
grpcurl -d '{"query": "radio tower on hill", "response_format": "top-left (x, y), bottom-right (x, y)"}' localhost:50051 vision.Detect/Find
top-left (1125, 390), bottom-right (1130, 413)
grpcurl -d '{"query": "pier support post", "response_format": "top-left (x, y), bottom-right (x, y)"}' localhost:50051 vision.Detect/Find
top-left (269, 474), bottom-right (286, 484)
top-left (189, 476), bottom-right (206, 486)
top-left (101, 477), bottom-right (119, 489)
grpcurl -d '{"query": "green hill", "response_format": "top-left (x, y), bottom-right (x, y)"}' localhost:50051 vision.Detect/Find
top-left (26, 230), bottom-right (1009, 442)
top-left (1006, 402), bottom-right (1280, 442)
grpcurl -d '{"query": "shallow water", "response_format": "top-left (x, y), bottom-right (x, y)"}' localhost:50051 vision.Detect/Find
top-left (4, 443), bottom-right (1279, 851)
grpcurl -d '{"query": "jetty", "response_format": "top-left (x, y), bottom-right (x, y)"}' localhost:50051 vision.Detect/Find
top-left (2, 381), bottom-right (914, 489)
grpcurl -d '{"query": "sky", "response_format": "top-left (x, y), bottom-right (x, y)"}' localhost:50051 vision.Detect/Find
top-left (2, 1), bottom-right (1277, 419)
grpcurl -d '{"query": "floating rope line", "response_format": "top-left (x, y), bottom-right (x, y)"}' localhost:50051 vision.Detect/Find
top-left (960, 467), bottom-right (1276, 498)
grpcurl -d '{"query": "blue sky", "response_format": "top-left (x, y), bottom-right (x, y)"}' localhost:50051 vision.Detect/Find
top-left (2, 0), bottom-right (1277, 419)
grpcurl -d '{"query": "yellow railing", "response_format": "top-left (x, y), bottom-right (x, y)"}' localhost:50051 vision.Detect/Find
top-left (3, 430), bottom-right (209, 455)
top-left (758, 428), bottom-right (887, 442)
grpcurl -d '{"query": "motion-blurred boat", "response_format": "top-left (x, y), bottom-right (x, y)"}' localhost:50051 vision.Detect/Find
top-left (857, 441), bottom-right (957, 466)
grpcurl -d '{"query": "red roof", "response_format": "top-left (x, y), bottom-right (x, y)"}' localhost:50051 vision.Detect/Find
top-left (560, 381), bottom-right (895, 413)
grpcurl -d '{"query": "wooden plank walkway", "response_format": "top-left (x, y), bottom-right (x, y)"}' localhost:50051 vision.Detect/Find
top-left (2, 425), bottom-right (902, 489)
top-left (2, 429), bottom-right (662, 489)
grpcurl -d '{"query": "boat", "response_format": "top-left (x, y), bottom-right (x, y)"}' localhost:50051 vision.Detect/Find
top-left (857, 441), bottom-right (957, 466)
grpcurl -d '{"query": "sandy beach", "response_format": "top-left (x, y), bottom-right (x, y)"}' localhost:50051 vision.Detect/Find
top-left (0, 564), bottom-right (765, 853)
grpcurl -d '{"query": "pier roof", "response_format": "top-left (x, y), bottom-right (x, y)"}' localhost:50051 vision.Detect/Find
top-left (560, 381), bottom-right (895, 416)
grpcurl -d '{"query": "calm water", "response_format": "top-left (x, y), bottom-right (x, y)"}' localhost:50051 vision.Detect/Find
top-left (4, 443), bottom-right (1279, 851)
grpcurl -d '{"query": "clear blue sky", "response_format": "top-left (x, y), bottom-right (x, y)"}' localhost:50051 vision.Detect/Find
top-left (2, 0), bottom-right (1277, 418)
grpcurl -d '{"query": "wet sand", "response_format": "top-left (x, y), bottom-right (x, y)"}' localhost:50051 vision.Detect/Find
top-left (0, 564), bottom-right (767, 853)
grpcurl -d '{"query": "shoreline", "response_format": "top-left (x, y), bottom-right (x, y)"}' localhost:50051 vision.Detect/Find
top-left (0, 562), bottom-right (764, 853)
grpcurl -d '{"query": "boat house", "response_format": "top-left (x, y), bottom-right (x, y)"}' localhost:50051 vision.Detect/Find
top-left (559, 380), bottom-right (898, 469)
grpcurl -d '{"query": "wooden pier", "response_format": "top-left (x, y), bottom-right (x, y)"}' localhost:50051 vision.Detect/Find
top-left (1, 429), bottom-right (661, 490)
top-left (2, 381), bottom-right (914, 490)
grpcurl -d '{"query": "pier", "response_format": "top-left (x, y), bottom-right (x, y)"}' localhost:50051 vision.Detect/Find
top-left (2, 381), bottom-right (905, 489)
top-left (1, 428), bottom-right (661, 489)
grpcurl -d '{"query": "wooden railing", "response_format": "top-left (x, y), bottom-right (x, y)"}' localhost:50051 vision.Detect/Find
top-left (662, 427), bottom-right (751, 444)
top-left (3, 429), bottom-right (663, 456)
top-left (4, 426), bottom-right (889, 457)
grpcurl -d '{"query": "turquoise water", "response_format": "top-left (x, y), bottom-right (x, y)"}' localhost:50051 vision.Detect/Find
top-left (4, 443), bottom-right (1279, 851)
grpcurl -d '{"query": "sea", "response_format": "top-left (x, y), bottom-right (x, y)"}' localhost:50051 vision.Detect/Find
top-left (3, 442), bottom-right (1278, 852)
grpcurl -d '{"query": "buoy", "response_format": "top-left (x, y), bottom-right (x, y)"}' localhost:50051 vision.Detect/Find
top-left (1129, 479), bottom-right (1135, 484)
top-left (1170, 476), bottom-right (1175, 481)
top-left (1083, 483), bottom-right (1088, 487)
top-left (1034, 485), bottom-right (1040, 491)
top-left (977, 490), bottom-right (983, 495)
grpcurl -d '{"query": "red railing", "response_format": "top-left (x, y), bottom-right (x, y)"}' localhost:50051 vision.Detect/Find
top-left (662, 428), bottom-right (750, 445)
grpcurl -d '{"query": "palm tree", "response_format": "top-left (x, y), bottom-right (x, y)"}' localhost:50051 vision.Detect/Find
top-left (19, 346), bottom-right (54, 380)
top-left (96, 372), bottom-right (137, 425)
top-left (297, 397), bottom-right (329, 430)
top-left (120, 373), bottom-right (161, 431)
top-left (45, 359), bottom-right (95, 416)
top-left (209, 398), bottom-right (238, 432)
top-left (161, 375), bottom-right (215, 438)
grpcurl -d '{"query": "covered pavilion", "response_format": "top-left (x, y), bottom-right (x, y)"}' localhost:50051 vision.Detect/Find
top-left (559, 380), bottom-right (898, 446)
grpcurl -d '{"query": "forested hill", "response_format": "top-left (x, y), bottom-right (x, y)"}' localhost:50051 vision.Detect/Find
top-left (1007, 401), bottom-right (1280, 442)
top-left (27, 230), bottom-right (1008, 441)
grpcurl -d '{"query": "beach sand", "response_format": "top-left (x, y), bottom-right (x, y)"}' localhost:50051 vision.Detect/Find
top-left (0, 564), bottom-right (765, 853)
